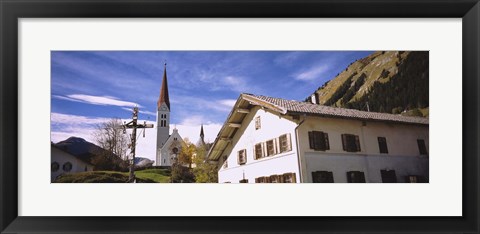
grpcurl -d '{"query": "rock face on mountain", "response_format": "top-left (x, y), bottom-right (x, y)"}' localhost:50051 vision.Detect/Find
top-left (307, 51), bottom-right (429, 116)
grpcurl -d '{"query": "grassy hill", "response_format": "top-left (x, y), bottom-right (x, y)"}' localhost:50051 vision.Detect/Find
top-left (307, 51), bottom-right (429, 117)
top-left (53, 169), bottom-right (171, 183)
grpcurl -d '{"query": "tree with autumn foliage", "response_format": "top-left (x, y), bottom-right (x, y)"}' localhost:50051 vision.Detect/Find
top-left (171, 139), bottom-right (195, 183)
top-left (192, 143), bottom-right (218, 183)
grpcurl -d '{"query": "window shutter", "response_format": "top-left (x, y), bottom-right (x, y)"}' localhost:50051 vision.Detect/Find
top-left (346, 171), bottom-right (353, 183)
top-left (324, 133), bottom-right (330, 150)
top-left (312, 171), bottom-right (319, 183)
top-left (286, 133), bottom-right (292, 151)
top-left (308, 132), bottom-right (314, 149)
top-left (327, 172), bottom-right (334, 183)
top-left (265, 176), bottom-right (271, 183)
top-left (237, 151), bottom-right (240, 165)
top-left (355, 135), bottom-right (361, 152)
top-left (342, 134), bottom-right (348, 151)
top-left (358, 172), bottom-right (366, 182)
top-left (291, 173), bottom-right (297, 183)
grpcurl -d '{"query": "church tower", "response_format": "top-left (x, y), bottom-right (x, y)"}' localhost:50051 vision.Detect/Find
top-left (156, 63), bottom-right (170, 154)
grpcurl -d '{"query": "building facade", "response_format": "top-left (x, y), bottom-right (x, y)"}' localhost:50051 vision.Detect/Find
top-left (207, 93), bottom-right (429, 183)
top-left (51, 144), bottom-right (94, 182)
top-left (155, 64), bottom-right (184, 166)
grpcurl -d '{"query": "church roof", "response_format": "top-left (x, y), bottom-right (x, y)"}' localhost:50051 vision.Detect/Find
top-left (157, 64), bottom-right (170, 110)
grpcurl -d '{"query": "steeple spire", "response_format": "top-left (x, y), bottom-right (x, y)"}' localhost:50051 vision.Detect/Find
top-left (157, 63), bottom-right (170, 110)
top-left (200, 124), bottom-right (205, 139)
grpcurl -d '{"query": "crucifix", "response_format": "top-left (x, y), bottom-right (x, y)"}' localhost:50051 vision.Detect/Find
top-left (123, 106), bottom-right (154, 183)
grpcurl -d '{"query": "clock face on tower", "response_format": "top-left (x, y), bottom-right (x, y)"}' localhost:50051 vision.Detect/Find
top-left (161, 105), bottom-right (167, 111)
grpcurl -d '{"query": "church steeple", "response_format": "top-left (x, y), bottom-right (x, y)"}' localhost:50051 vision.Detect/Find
top-left (197, 124), bottom-right (206, 147)
top-left (157, 63), bottom-right (170, 110)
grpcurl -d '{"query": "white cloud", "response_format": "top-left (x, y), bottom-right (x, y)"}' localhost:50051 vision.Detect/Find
top-left (53, 94), bottom-right (141, 107)
top-left (217, 99), bottom-right (237, 108)
top-left (171, 96), bottom-right (237, 113)
top-left (223, 76), bottom-right (249, 92)
top-left (121, 107), bottom-right (156, 116)
top-left (295, 65), bottom-right (330, 81)
top-left (274, 52), bottom-right (304, 66)
top-left (51, 112), bottom-right (108, 125)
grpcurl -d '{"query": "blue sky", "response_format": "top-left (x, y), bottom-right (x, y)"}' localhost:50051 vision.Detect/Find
top-left (51, 51), bottom-right (373, 160)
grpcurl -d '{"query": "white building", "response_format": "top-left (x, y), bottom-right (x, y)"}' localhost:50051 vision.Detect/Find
top-left (155, 64), bottom-right (185, 166)
top-left (207, 93), bottom-right (429, 183)
top-left (51, 144), bottom-right (94, 182)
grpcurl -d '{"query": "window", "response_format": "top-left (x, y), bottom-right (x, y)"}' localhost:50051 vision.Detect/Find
top-left (255, 116), bottom-right (261, 130)
top-left (239, 179), bottom-right (248, 183)
top-left (380, 170), bottom-right (397, 183)
top-left (312, 171), bottom-right (334, 183)
top-left (254, 143), bottom-right (263, 159)
top-left (308, 131), bottom-right (329, 151)
top-left (342, 134), bottom-right (361, 152)
top-left (378, 137), bottom-right (388, 154)
top-left (255, 173), bottom-right (296, 183)
top-left (266, 139), bottom-right (276, 156)
top-left (406, 175), bottom-right (428, 183)
top-left (346, 171), bottom-right (366, 183)
top-left (172, 147), bottom-right (178, 154)
top-left (51, 162), bottom-right (59, 172)
top-left (255, 176), bottom-right (270, 183)
top-left (269, 175), bottom-right (282, 183)
top-left (407, 175), bottom-right (418, 183)
top-left (279, 134), bottom-right (292, 153)
top-left (237, 149), bottom-right (247, 165)
top-left (283, 173), bottom-right (297, 183)
top-left (63, 162), bottom-right (72, 172)
top-left (417, 139), bottom-right (428, 155)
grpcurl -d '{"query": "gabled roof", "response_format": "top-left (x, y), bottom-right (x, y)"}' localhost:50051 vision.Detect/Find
top-left (245, 94), bottom-right (428, 125)
top-left (206, 93), bottom-right (428, 161)
top-left (157, 64), bottom-right (170, 110)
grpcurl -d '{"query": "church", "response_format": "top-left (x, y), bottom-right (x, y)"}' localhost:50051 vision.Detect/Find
top-left (155, 64), bottom-right (185, 167)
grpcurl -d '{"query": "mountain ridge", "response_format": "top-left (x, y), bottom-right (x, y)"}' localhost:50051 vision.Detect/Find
top-left (306, 51), bottom-right (428, 116)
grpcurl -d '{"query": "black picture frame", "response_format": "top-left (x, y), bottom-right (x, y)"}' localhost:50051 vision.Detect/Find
top-left (1, 0), bottom-right (478, 233)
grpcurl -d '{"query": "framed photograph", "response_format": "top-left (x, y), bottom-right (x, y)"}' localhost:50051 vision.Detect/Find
top-left (1, 0), bottom-right (479, 233)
